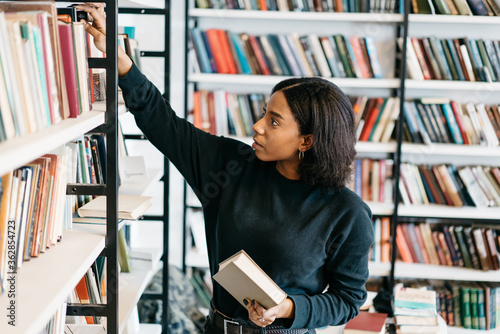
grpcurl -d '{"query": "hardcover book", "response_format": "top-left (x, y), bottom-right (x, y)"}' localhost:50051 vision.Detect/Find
top-left (213, 249), bottom-right (287, 309)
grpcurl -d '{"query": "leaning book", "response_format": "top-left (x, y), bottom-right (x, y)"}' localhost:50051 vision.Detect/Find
top-left (213, 250), bottom-right (287, 309)
top-left (77, 195), bottom-right (152, 220)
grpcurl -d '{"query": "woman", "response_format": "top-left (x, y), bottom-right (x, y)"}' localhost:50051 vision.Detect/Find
top-left (76, 4), bottom-right (373, 333)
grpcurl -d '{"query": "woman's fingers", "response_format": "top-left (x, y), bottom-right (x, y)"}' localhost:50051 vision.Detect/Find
top-left (244, 299), bottom-right (275, 327)
top-left (73, 4), bottom-right (106, 34)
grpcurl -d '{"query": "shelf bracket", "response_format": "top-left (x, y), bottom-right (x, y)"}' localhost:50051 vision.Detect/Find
top-left (67, 184), bottom-right (106, 196)
top-left (66, 304), bottom-right (109, 317)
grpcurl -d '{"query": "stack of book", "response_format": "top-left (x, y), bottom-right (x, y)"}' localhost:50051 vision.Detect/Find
top-left (394, 286), bottom-right (439, 334)
top-left (350, 158), bottom-right (394, 204)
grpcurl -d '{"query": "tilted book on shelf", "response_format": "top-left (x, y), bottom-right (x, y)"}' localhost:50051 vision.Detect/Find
top-left (213, 249), bottom-right (287, 309)
top-left (77, 195), bottom-right (152, 220)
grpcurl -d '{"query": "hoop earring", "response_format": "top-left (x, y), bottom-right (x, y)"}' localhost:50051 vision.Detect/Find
top-left (298, 151), bottom-right (304, 160)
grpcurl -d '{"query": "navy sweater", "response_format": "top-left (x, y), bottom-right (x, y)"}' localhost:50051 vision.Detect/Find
top-left (119, 64), bottom-right (374, 330)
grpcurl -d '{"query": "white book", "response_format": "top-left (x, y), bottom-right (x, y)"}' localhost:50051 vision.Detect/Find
top-left (77, 195), bottom-right (152, 220)
top-left (403, 37), bottom-right (425, 81)
top-left (213, 250), bottom-right (287, 309)
top-left (458, 166), bottom-right (490, 207)
top-left (476, 103), bottom-right (499, 147)
top-left (308, 34), bottom-right (332, 78)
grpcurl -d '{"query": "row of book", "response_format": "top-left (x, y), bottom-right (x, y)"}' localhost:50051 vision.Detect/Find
top-left (399, 163), bottom-right (500, 208)
top-left (396, 223), bottom-right (500, 271)
top-left (403, 99), bottom-right (500, 147)
top-left (195, 0), bottom-right (401, 13)
top-left (348, 159), bottom-right (394, 203)
top-left (0, 3), bottom-right (105, 143)
top-left (403, 36), bottom-right (500, 83)
top-left (191, 90), bottom-right (268, 137)
top-left (411, 0), bottom-right (500, 15)
top-left (398, 280), bottom-right (500, 331)
top-left (189, 28), bottom-right (384, 78)
top-left (370, 217), bottom-right (392, 263)
top-left (353, 96), bottom-right (400, 143)
top-left (0, 135), bottom-right (107, 294)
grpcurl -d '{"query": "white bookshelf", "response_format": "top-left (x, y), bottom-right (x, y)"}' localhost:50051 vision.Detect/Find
top-left (394, 262), bottom-right (500, 282)
top-left (189, 8), bottom-right (403, 23)
top-left (0, 103), bottom-right (126, 176)
top-left (185, 248), bottom-right (209, 269)
top-left (369, 261), bottom-right (391, 277)
top-left (0, 225), bottom-right (106, 334)
top-left (136, 323), bottom-right (162, 334)
top-left (118, 0), bottom-right (165, 9)
top-left (448, 327), bottom-right (500, 334)
top-left (119, 247), bottom-right (163, 334)
top-left (398, 204), bottom-right (500, 220)
top-left (189, 73), bottom-right (401, 89)
top-left (401, 143), bottom-right (500, 160)
top-left (367, 202), bottom-right (395, 216)
top-left (409, 14), bottom-right (500, 25)
top-left (405, 79), bottom-right (500, 91)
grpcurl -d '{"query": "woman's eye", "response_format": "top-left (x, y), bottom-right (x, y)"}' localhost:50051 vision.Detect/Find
top-left (271, 119), bottom-right (278, 126)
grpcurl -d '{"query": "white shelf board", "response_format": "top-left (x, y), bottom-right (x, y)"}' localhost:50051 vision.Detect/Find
top-left (401, 142), bottom-right (500, 160)
top-left (367, 202), bottom-right (394, 216)
top-left (405, 79), bottom-right (500, 91)
top-left (448, 327), bottom-right (500, 334)
top-left (118, 0), bottom-right (165, 9)
top-left (409, 14), bottom-right (500, 25)
top-left (0, 225), bottom-right (106, 334)
top-left (190, 8), bottom-right (403, 23)
top-left (356, 141), bottom-right (397, 154)
top-left (369, 261), bottom-right (391, 277)
top-left (398, 204), bottom-right (500, 220)
top-left (119, 168), bottom-right (164, 196)
top-left (189, 73), bottom-right (400, 89)
top-left (136, 323), bottom-right (162, 334)
top-left (394, 261), bottom-right (500, 282)
top-left (119, 248), bottom-right (163, 334)
top-left (0, 103), bottom-right (126, 176)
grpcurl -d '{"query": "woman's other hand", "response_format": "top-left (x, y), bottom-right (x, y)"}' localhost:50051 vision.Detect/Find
top-left (244, 298), bottom-right (295, 327)
top-left (73, 3), bottom-right (133, 77)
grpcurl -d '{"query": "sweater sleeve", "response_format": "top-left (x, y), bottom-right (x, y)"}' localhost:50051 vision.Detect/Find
top-left (287, 200), bottom-right (374, 329)
top-left (118, 64), bottom-right (241, 201)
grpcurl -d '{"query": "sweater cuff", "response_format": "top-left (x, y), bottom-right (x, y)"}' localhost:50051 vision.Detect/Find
top-left (118, 62), bottom-right (147, 96)
top-left (287, 294), bottom-right (310, 329)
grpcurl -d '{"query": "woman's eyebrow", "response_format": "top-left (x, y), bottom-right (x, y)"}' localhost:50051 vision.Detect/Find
top-left (268, 110), bottom-right (284, 120)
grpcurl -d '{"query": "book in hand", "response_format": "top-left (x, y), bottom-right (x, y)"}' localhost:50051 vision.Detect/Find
top-left (213, 250), bottom-right (287, 309)
top-left (343, 311), bottom-right (388, 334)
top-left (77, 195), bottom-right (152, 220)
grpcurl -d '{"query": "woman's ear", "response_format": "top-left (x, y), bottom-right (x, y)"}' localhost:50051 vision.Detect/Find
top-left (301, 134), bottom-right (314, 152)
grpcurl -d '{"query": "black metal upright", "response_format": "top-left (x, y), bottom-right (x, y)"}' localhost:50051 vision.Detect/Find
top-left (118, 2), bottom-right (171, 332)
top-left (389, 0), bottom-right (411, 293)
top-left (63, 0), bottom-right (120, 332)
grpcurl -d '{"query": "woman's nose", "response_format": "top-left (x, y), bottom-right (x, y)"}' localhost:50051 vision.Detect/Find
top-left (252, 118), bottom-right (264, 134)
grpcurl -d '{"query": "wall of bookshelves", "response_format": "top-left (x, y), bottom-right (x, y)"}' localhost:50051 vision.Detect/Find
top-left (179, 1), bottom-right (500, 333)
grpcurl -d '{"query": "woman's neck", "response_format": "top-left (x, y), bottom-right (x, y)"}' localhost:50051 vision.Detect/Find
top-left (275, 161), bottom-right (300, 180)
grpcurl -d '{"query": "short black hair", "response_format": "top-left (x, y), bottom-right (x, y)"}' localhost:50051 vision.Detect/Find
top-left (272, 77), bottom-right (356, 188)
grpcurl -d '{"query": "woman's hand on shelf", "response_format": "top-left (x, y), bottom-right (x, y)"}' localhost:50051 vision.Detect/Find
top-left (74, 2), bottom-right (133, 77)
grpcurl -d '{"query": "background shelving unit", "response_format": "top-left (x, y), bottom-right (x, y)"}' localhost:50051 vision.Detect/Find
top-left (178, 1), bottom-right (500, 333)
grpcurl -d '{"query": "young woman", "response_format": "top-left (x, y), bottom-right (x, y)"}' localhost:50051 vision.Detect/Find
top-left (76, 4), bottom-right (374, 333)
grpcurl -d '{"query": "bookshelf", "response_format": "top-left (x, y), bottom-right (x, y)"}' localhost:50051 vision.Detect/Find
top-left (180, 0), bottom-right (500, 333)
top-left (0, 0), bottom-right (121, 333)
